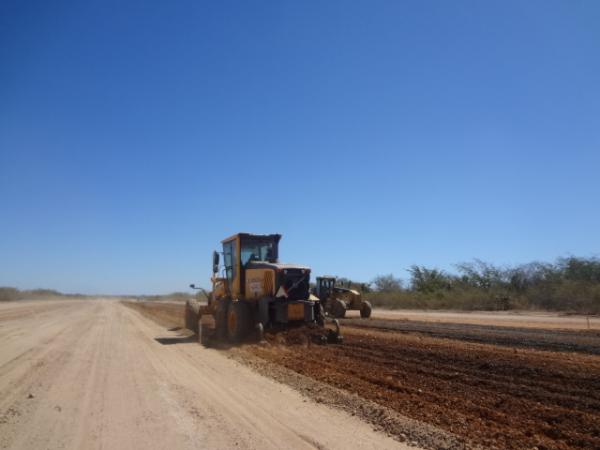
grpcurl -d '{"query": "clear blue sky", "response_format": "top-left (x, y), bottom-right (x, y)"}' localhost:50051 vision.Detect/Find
top-left (1, 1), bottom-right (599, 294)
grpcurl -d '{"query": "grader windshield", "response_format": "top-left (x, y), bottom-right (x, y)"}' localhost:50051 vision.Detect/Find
top-left (241, 237), bottom-right (278, 266)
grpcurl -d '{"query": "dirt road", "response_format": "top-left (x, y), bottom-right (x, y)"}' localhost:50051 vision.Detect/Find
top-left (0, 300), bottom-right (406, 450)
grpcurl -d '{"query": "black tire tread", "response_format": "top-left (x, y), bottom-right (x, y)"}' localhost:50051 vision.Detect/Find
top-left (227, 301), bottom-right (250, 343)
top-left (360, 300), bottom-right (372, 318)
top-left (185, 300), bottom-right (200, 333)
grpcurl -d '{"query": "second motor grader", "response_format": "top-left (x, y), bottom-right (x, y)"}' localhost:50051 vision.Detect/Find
top-left (314, 276), bottom-right (372, 319)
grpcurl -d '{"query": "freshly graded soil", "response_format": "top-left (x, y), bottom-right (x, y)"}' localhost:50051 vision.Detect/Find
top-left (342, 317), bottom-right (600, 355)
top-left (246, 327), bottom-right (600, 449)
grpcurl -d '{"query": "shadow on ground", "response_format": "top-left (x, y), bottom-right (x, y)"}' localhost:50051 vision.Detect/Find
top-left (154, 335), bottom-right (197, 345)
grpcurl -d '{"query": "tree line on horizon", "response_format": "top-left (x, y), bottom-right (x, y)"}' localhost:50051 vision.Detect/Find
top-left (337, 256), bottom-right (600, 313)
top-left (3, 256), bottom-right (599, 313)
top-left (0, 287), bottom-right (78, 302)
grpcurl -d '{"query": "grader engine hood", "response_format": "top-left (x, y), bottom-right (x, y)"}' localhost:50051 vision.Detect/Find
top-left (334, 287), bottom-right (360, 296)
top-left (246, 261), bottom-right (309, 271)
top-left (246, 261), bottom-right (311, 301)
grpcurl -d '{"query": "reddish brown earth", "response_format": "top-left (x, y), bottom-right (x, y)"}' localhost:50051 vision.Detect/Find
top-left (365, 309), bottom-right (600, 330)
top-left (342, 317), bottom-right (600, 354)
top-left (130, 301), bottom-right (600, 449)
top-left (250, 327), bottom-right (600, 449)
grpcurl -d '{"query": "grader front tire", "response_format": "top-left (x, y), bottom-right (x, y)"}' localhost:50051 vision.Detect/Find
top-left (331, 299), bottom-right (347, 319)
top-left (185, 300), bottom-right (200, 333)
top-left (198, 317), bottom-right (212, 347)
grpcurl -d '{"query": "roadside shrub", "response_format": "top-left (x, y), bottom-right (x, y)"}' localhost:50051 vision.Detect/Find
top-left (359, 256), bottom-right (600, 314)
top-left (0, 287), bottom-right (19, 301)
top-left (0, 287), bottom-right (86, 301)
top-left (370, 274), bottom-right (402, 292)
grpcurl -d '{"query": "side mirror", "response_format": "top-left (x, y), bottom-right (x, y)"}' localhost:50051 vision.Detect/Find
top-left (212, 250), bottom-right (219, 274)
top-left (189, 284), bottom-right (196, 289)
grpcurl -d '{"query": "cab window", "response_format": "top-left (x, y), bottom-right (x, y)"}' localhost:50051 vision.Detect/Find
top-left (223, 241), bottom-right (236, 282)
top-left (241, 241), bottom-right (275, 266)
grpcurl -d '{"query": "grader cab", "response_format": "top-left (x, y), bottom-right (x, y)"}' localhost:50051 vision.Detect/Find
top-left (186, 233), bottom-right (342, 345)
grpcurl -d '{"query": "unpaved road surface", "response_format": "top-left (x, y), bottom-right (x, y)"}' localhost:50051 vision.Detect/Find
top-left (0, 300), bottom-right (406, 450)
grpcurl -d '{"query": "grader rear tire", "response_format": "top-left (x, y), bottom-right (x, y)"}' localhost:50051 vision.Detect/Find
top-left (215, 299), bottom-right (230, 341)
top-left (227, 301), bottom-right (250, 343)
top-left (185, 300), bottom-right (200, 333)
top-left (360, 301), bottom-right (372, 319)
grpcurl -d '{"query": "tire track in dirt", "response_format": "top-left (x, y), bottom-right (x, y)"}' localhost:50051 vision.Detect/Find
top-left (0, 301), bottom-right (104, 449)
top-left (247, 328), bottom-right (600, 450)
top-left (1, 300), bottom-right (407, 450)
top-left (342, 318), bottom-right (600, 354)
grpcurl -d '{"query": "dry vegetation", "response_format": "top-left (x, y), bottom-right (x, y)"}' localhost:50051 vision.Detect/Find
top-left (122, 292), bottom-right (197, 302)
top-left (345, 257), bottom-right (600, 314)
top-left (0, 287), bottom-right (200, 304)
top-left (5, 256), bottom-right (599, 315)
top-left (0, 287), bottom-right (84, 302)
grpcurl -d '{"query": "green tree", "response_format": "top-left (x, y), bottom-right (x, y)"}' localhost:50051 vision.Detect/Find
top-left (455, 259), bottom-right (504, 290)
top-left (408, 266), bottom-right (452, 293)
top-left (371, 274), bottom-right (402, 292)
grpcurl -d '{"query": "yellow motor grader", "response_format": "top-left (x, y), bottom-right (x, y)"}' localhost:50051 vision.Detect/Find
top-left (314, 276), bottom-right (372, 319)
top-left (186, 233), bottom-right (342, 346)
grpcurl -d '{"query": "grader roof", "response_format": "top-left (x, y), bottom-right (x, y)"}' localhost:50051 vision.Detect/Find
top-left (221, 233), bottom-right (282, 244)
